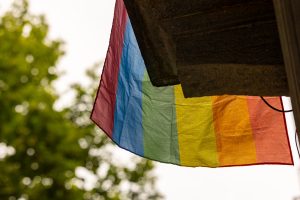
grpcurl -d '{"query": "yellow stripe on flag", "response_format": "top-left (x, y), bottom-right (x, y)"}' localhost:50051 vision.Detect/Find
top-left (175, 85), bottom-right (219, 167)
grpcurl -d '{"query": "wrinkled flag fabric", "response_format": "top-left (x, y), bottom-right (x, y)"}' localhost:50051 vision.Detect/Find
top-left (91, 0), bottom-right (293, 167)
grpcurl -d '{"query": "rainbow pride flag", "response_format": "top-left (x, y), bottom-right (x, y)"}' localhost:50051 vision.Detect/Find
top-left (91, 0), bottom-right (293, 167)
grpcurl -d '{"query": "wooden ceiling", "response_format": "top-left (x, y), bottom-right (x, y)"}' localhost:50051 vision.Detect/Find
top-left (123, 0), bottom-right (289, 97)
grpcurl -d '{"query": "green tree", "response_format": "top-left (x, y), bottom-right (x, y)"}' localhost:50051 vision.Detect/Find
top-left (68, 64), bottom-right (162, 200)
top-left (0, 1), bottom-right (163, 199)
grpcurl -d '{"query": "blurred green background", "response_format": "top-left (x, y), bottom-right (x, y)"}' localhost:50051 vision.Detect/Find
top-left (0, 1), bottom-right (163, 199)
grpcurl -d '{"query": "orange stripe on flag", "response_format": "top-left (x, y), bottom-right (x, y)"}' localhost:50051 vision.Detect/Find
top-left (212, 96), bottom-right (257, 166)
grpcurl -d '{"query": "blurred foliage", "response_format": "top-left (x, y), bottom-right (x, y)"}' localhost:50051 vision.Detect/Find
top-left (0, 1), bottom-right (163, 199)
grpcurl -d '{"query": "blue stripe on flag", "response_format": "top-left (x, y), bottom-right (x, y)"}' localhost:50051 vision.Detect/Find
top-left (112, 19), bottom-right (145, 156)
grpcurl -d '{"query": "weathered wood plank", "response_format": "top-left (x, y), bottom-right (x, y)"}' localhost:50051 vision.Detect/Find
top-left (179, 64), bottom-right (288, 97)
top-left (162, 1), bottom-right (276, 36)
top-left (176, 20), bottom-right (283, 65)
top-left (273, 0), bottom-right (300, 138)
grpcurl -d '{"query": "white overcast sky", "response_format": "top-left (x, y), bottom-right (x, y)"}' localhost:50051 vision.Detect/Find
top-left (1, 1), bottom-right (300, 199)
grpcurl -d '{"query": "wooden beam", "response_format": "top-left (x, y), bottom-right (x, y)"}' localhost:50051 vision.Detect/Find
top-left (273, 0), bottom-right (300, 139)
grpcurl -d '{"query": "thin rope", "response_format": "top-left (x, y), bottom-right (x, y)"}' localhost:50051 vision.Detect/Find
top-left (260, 96), bottom-right (293, 113)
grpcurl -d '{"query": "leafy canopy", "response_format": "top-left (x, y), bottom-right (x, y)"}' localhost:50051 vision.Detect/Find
top-left (0, 1), bottom-right (163, 199)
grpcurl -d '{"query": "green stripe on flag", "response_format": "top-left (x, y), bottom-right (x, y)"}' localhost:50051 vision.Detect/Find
top-left (142, 72), bottom-right (180, 164)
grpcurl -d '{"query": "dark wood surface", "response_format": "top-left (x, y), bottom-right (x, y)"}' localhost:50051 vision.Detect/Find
top-left (273, 0), bottom-right (300, 138)
top-left (124, 0), bottom-right (289, 96)
top-left (180, 64), bottom-right (288, 97)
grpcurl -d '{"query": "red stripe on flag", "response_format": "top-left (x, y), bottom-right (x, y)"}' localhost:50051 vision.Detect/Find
top-left (91, 0), bottom-right (127, 137)
top-left (247, 97), bottom-right (293, 164)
